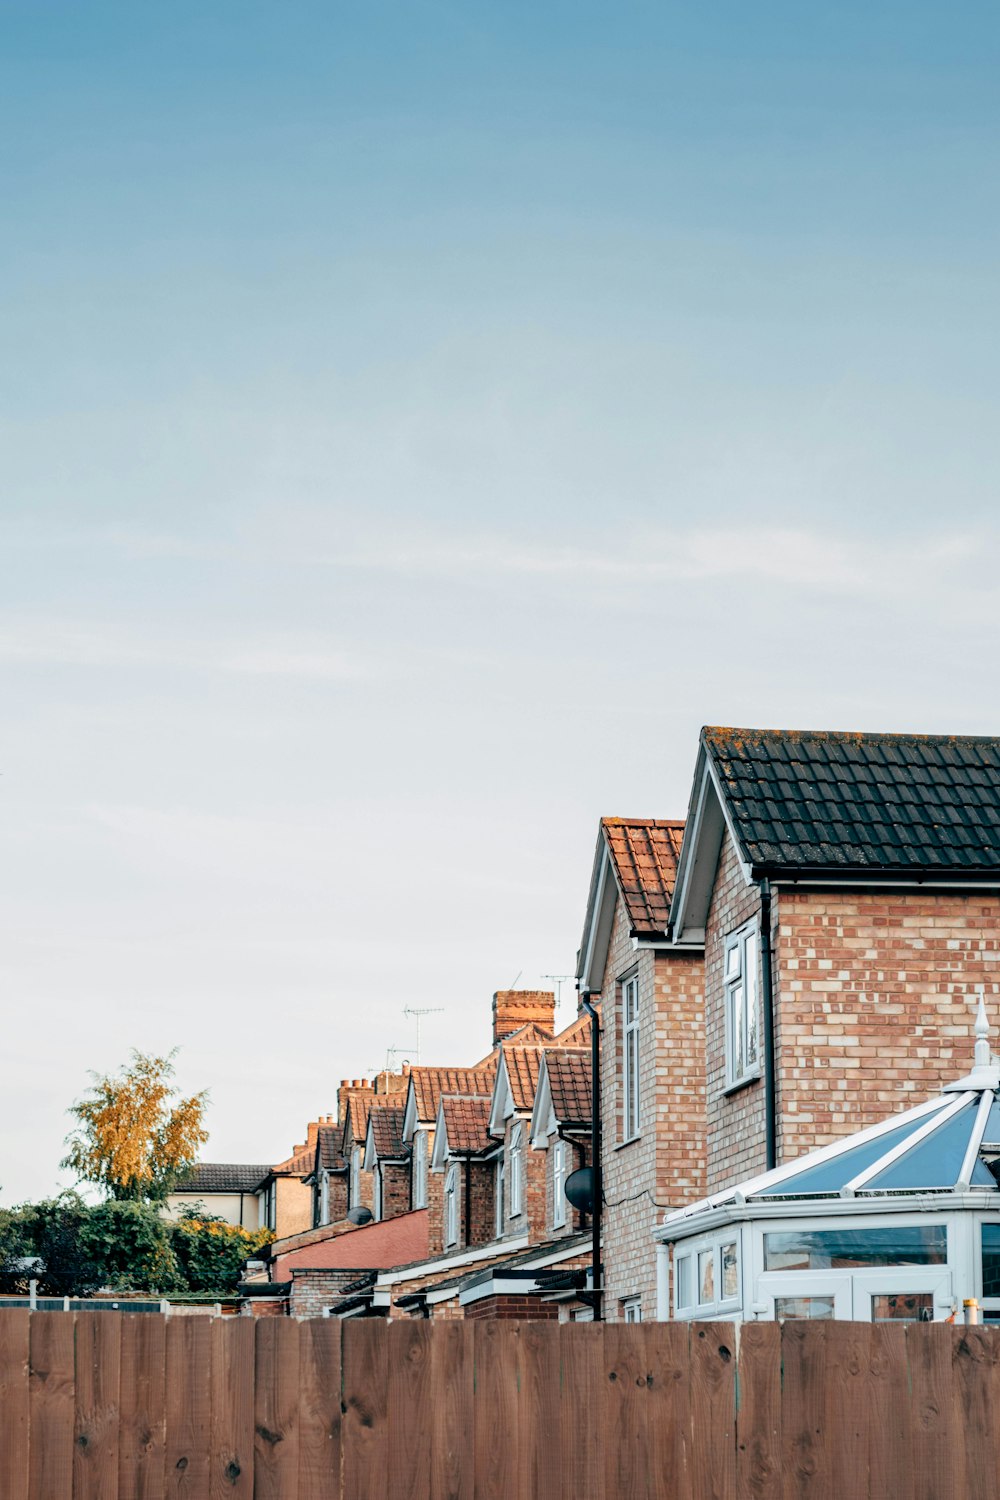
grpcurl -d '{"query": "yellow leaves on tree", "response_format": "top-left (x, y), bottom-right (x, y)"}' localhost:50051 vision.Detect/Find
top-left (62, 1050), bottom-right (209, 1202)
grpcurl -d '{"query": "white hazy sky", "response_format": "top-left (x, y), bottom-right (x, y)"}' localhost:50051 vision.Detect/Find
top-left (3, 2), bottom-right (999, 1204)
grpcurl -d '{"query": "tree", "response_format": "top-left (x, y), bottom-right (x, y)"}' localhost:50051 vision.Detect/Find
top-left (171, 1211), bottom-right (273, 1293)
top-left (62, 1050), bottom-right (209, 1202)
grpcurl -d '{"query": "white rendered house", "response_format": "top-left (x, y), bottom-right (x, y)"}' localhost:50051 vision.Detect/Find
top-left (655, 999), bottom-right (1000, 1325)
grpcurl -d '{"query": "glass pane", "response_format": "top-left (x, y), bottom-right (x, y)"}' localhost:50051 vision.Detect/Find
top-left (625, 981), bottom-right (637, 1024)
top-left (863, 1100), bottom-right (978, 1190)
top-left (698, 1250), bottom-right (714, 1304)
top-left (744, 932), bottom-right (758, 997)
top-left (732, 984), bottom-right (744, 1076)
top-left (871, 1293), bottom-right (934, 1322)
top-left (726, 942), bottom-right (741, 978)
top-left (757, 1117), bottom-right (936, 1197)
top-left (721, 1242), bottom-right (739, 1299)
top-left (745, 981), bottom-right (758, 1067)
top-left (676, 1256), bottom-right (692, 1309)
top-left (764, 1225), bottom-right (947, 1272)
top-left (983, 1225), bottom-right (1000, 1298)
top-left (982, 1097), bottom-right (1000, 1148)
top-left (774, 1296), bottom-right (836, 1320)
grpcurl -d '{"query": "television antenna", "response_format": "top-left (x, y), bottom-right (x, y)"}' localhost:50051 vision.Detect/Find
top-left (541, 974), bottom-right (574, 1009)
top-left (402, 1006), bottom-right (444, 1064)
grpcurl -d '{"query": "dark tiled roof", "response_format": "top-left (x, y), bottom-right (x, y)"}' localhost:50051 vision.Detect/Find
top-left (440, 1095), bottom-right (493, 1154)
top-left (704, 727), bottom-right (1000, 875)
top-left (543, 1049), bottom-right (592, 1125)
top-left (409, 1065), bottom-right (497, 1123)
top-left (174, 1163), bottom-right (271, 1194)
top-left (343, 1088), bottom-right (375, 1147)
top-left (369, 1104), bottom-right (408, 1159)
top-left (502, 1045), bottom-right (544, 1112)
top-left (317, 1124), bottom-right (345, 1173)
top-left (601, 818), bottom-right (685, 936)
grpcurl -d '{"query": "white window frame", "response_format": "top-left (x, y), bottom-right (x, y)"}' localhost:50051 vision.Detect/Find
top-left (674, 1233), bottom-right (742, 1319)
top-left (350, 1147), bottom-right (361, 1208)
top-left (320, 1172), bottom-right (330, 1225)
top-left (412, 1130), bottom-right (427, 1210)
top-left (495, 1156), bottom-right (505, 1238)
top-left (509, 1122), bottom-right (523, 1218)
top-left (622, 973), bottom-right (640, 1141)
top-left (622, 1296), bottom-right (642, 1323)
top-left (723, 921), bottom-right (761, 1089)
top-left (552, 1139), bottom-right (567, 1229)
top-left (444, 1163), bottom-right (459, 1247)
top-left (373, 1165), bottom-right (383, 1222)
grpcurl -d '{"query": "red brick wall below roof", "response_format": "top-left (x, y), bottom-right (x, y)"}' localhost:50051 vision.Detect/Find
top-left (272, 1209), bottom-right (429, 1279)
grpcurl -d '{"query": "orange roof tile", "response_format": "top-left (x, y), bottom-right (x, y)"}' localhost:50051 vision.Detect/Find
top-left (502, 1045), bottom-right (544, 1112)
top-left (440, 1095), bottom-right (493, 1154)
top-left (409, 1065), bottom-right (497, 1123)
top-left (601, 817), bottom-right (685, 937)
top-left (544, 1049), bottom-right (592, 1125)
top-left (368, 1103), bottom-right (408, 1159)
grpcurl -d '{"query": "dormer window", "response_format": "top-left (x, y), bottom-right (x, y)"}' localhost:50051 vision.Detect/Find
top-left (495, 1157), bottom-right (505, 1238)
top-left (552, 1138), bottom-right (567, 1229)
top-left (509, 1123), bottom-right (523, 1218)
top-left (350, 1146), bottom-right (361, 1206)
top-left (724, 921), bottom-right (760, 1088)
top-left (412, 1130), bottom-right (427, 1210)
top-left (444, 1163), bottom-right (459, 1247)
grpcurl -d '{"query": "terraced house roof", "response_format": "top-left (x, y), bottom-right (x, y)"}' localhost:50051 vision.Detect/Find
top-left (601, 817), bottom-right (685, 937)
top-left (502, 1045), bottom-right (544, 1113)
top-left (543, 1049), bottom-right (592, 1126)
top-left (316, 1124), bottom-right (345, 1173)
top-left (408, 1065), bottom-right (497, 1122)
top-left (703, 727), bottom-right (1000, 875)
top-left (439, 1095), bottom-right (493, 1154)
top-left (368, 1102), bottom-right (408, 1159)
top-left (173, 1163), bottom-right (271, 1194)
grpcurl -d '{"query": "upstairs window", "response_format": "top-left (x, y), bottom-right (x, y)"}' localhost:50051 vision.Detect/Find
top-left (412, 1130), bottom-right (427, 1210)
top-left (622, 1296), bottom-right (642, 1323)
top-left (724, 921), bottom-right (760, 1087)
top-left (444, 1164), bottom-right (459, 1247)
top-left (350, 1147), bottom-right (361, 1207)
top-left (509, 1122), bottom-right (523, 1218)
top-left (622, 973), bottom-right (640, 1139)
top-left (373, 1166), bottom-right (383, 1222)
top-left (495, 1157), bottom-right (505, 1238)
top-left (552, 1138), bottom-right (567, 1229)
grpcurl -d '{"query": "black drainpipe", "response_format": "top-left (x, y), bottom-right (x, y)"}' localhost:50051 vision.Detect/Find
top-left (463, 1154), bottom-right (472, 1249)
top-left (760, 879), bottom-right (777, 1172)
top-left (580, 992), bottom-right (603, 1320)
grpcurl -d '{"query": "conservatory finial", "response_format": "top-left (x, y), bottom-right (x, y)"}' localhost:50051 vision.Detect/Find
top-left (975, 989), bottom-right (991, 1070)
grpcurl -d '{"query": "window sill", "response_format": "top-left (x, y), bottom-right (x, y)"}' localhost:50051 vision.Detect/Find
top-left (614, 1134), bottom-right (642, 1152)
top-left (721, 1070), bottom-right (761, 1099)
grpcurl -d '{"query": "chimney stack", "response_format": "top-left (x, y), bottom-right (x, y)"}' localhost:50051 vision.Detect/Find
top-left (492, 989), bottom-right (556, 1045)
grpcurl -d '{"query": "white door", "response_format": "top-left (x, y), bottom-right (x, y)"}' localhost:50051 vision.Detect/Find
top-left (757, 1271), bottom-right (853, 1321)
top-left (851, 1269), bottom-right (953, 1323)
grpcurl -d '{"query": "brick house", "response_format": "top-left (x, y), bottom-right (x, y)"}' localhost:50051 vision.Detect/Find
top-left (306, 1121), bottom-right (347, 1229)
top-left (362, 1100), bottom-right (410, 1221)
top-left (576, 817), bottom-right (706, 1322)
top-left (339, 1084), bottom-right (376, 1217)
top-left (166, 1162), bottom-right (271, 1230)
top-left (428, 1094), bottom-right (496, 1251)
top-left (253, 1125), bottom-right (326, 1239)
top-left (528, 1047), bottom-right (592, 1241)
top-left (653, 726), bottom-right (1000, 1313)
top-left (402, 1064), bottom-right (498, 1252)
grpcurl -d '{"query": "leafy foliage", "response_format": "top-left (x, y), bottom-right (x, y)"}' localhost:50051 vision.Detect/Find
top-left (0, 1197), bottom-right (272, 1297)
top-left (62, 1050), bottom-right (209, 1202)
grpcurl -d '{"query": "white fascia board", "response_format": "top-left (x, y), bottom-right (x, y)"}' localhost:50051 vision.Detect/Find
top-left (529, 1058), bottom-right (554, 1147)
top-left (654, 1191), bottom-right (989, 1244)
top-left (488, 1053), bottom-right (513, 1138)
top-left (578, 842), bottom-right (617, 994)
top-left (668, 753), bottom-right (726, 944)
top-left (361, 1119), bottom-right (377, 1173)
top-left (458, 1239), bottom-right (591, 1305)
top-left (371, 1235), bottom-right (531, 1291)
top-left (430, 1103), bottom-right (450, 1172)
top-left (703, 753), bottom-right (754, 885)
top-left (402, 1083), bottom-right (418, 1143)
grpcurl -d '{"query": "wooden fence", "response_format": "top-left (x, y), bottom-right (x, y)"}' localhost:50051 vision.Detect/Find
top-left (1, 1310), bottom-right (998, 1499)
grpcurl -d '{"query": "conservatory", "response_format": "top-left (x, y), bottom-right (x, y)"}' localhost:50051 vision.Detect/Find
top-left (655, 1001), bottom-right (1000, 1324)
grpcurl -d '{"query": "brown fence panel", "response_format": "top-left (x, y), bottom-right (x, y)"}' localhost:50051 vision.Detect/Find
top-left (559, 1321), bottom-right (606, 1500)
top-left (253, 1317), bottom-right (300, 1500)
top-left (430, 1320), bottom-right (474, 1500)
top-left (387, 1320), bottom-right (433, 1500)
top-left (119, 1311), bottom-right (167, 1500)
top-left (0, 1307), bottom-right (31, 1500)
top-left (736, 1321), bottom-right (781, 1500)
top-left (473, 1321), bottom-right (520, 1500)
top-left (210, 1315), bottom-right (254, 1500)
top-left (342, 1318), bottom-right (388, 1500)
top-left (164, 1314), bottom-right (211, 1498)
top-left (28, 1310), bottom-right (76, 1500)
top-left (907, 1322), bottom-right (958, 1500)
top-left (645, 1322), bottom-right (693, 1500)
top-left (74, 1309), bottom-right (122, 1500)
top-left (954, 1325), bottom-right (1000, 1500)
top-left (690, 1323), bottom-right (736, 1500)
top-left (297, 1318), bottom-right (342, 1500)
top-left (866, 1322), bottom-right (909, 1500)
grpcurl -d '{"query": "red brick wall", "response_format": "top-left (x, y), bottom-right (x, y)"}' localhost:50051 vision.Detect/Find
top-left (774, 887), bottom-right (1000, 1159)
top-left (597, 896), bottom-right (706, 1321)
top-left (379, 1162), bottom-right (411, 1221)
top-left (464, 1294), bottom-right (559, 1320)
top-left (501, 1116), bottom-right (547, 1242)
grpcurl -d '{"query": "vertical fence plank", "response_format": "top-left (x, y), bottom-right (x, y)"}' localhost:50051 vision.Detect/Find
top-left (603, 1322), bottom-right (654, 1499)
top-left (297, 1319), bottom-right (342, 1500)
top-left (690, 1323), bottom-right (737, 1500)
top-left (253, 1318), bottom-right (300, 1500)
top-left (907, 1323), bottom-right (960, 1500)
top-left (645, 1322), bottom-right (692, 1500)
top-left (28, 1311), bottom-right (76, 1500)
top-left (387, 1321), bottom-right (433, 1500)
top-left (516, 1322), bottom-right (560, 1500)
top-left (953, 1326), bottom-right (1000, 1500)
top-left (430, 1321), bottom-right (474, 1500)
top-left (825, 1320), bottom-right (869, 1500)
top-left (210, 1316), bottom-right (254, 1500)
top-left (164, 1315), bottom-right (211, 1498)
top-left (119, 1313), bottom-right (166, 1500)
top-left (867, 1323), bottom-right (910, 1500)
top-left (0, 1309), bottom-right (31, 1500)
top-left (780, 1321), bottom-right (829, 1500)
top-left (74, 1310), bottom-right (122, 1500)
top-left (342, 1320), bottom-right (388, 1500)
top-left (474, 1321), bottom-right (520, 1500)
top-left (559, 1323), bottom-right (605, 1500)
top-left (736, 1322), bottom-right (781, 1500)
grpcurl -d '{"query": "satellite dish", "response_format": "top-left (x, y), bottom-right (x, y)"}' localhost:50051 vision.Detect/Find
top-left (564, 1166), bottom-right (594, 1214)
top-left (346, 1205), bottom-right (374, 1226)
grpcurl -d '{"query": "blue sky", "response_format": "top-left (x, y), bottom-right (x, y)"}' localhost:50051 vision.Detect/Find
top-left (2, 2), bottom-right (999, 1202)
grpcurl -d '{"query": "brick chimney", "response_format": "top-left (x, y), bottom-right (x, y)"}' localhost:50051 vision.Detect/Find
top-left (492, 989), bottom-right (556, 1045)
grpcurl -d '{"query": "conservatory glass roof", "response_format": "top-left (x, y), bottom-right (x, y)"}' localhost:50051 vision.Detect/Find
top-left (662, 998), bottom-right (1000, 1229)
